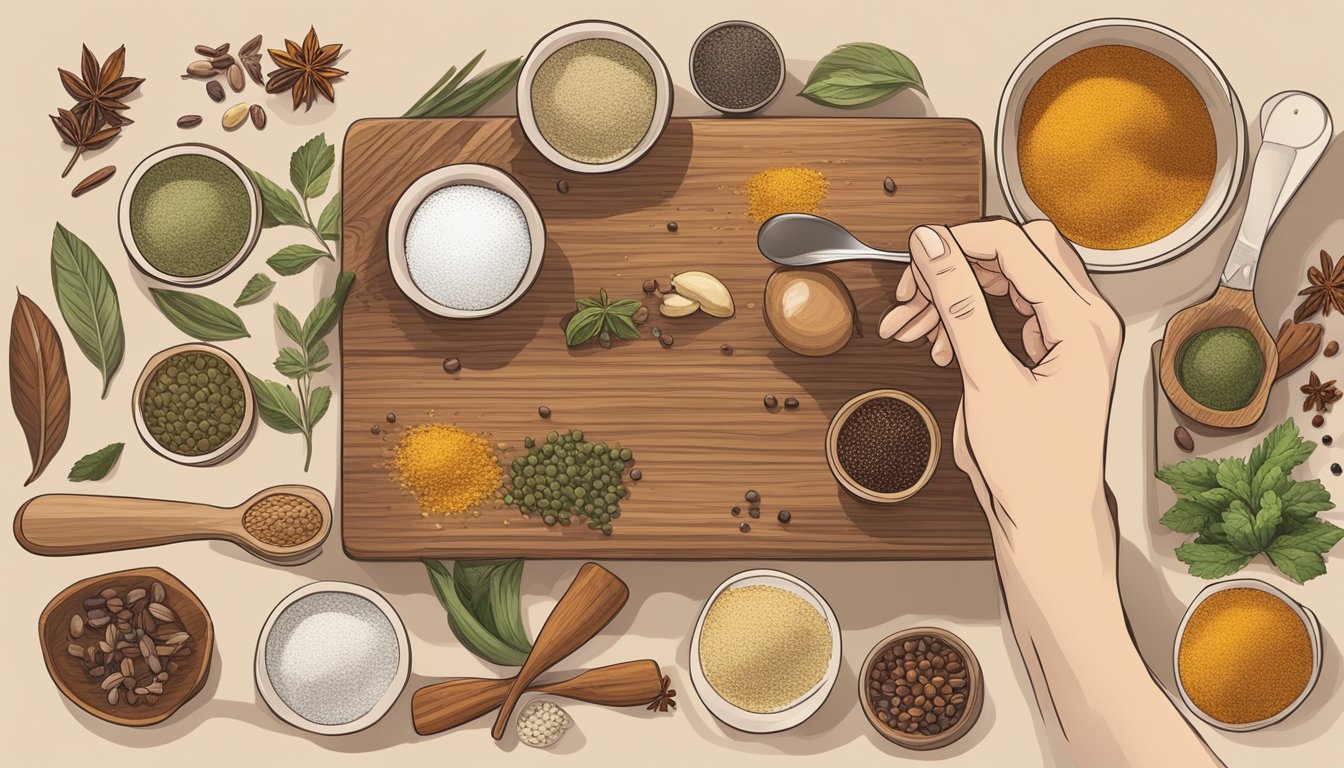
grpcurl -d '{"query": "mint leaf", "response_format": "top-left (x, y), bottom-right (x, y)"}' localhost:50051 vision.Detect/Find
top-left (246, 167), bottom-right (306, 228)
top-left (1221, 500), bottom-right (1261, 555)
top-left (68, 442), bottom-right (124, 481)
top-left (1266, 543), bottom-right (1328, 584)
top-left (1253, 491), bottom-right (1283, 550)
top-left (301, 271), bottom-right (355, 346)
top-left (1175, 542), bottom-right (1252, 579)
top-left (308, 385), bottom-right (333, 427)
top-left (274, 347), bottom-right (309, 379)
top-left (605, 312), bottom-right (640, 341)
top-left (267, 244), bottom-right (330, 276)
top-left (317, 192), bottom-right (342, 241)
top-left (576, 297), bottom-right (602, 310)
top-left (1272, 518), bottom-right (1344, 554)
top-left (1215, 458), bottom-right (1251, 504)
top-left (565, 306), bottom-right (605, 346)
top-left (234, 273), bottom-right (276, 307)
top-left (1160, 499), bottom-right (1218, 533)
top-left (149, 289), bottom-right (249, 341)
top-left (1249, 419), bottom-right (1312, 477)
top-left (1280, 479), bottom-right (1335, 520)
top-left (290, 133), bottom-right (335, 199)
top-left (1156, 458), bottom-right (1220, 497)
top-left (275, 304), bottom-right (305, 347)
top-left (247, 375), bottom-right (304, 433)
top-left (606, 298), bottom-right (642, 316)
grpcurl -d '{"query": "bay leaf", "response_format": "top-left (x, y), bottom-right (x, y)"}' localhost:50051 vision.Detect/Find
top-left (50, 223), bottom-right (124, 398)
top-left (10, 292), bottom-right (71, 485)
top-left (68, 442), bottom-right (124, 481)
top-left (800, 42), bottom-right (924, 109)
top-left (234, 273), bottom-right (276, 307)
top-left (149, 288), bottom-right (250, 341)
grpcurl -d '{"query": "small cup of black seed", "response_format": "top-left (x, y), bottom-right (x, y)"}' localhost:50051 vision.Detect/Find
top-left (690, 21), bottom-right (785, 115)
top-left (825, 389), bottom-right (940, 503)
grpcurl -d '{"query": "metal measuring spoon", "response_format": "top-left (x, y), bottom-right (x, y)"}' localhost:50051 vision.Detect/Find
top-left (756, 213), bottom-right (912, 267)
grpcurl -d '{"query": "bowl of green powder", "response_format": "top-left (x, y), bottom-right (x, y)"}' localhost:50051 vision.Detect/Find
top-left (119, 144), bottom-right (261, 286)
top-left (132, 343), bottom-right (256, 466)
top-left (519, 21), bottom-right (672, 174)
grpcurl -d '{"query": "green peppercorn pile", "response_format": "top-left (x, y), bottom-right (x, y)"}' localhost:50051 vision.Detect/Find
top-left (505, 429), bottom-right (634, 536)
top-left (142, 351), bottom-right (246, 456)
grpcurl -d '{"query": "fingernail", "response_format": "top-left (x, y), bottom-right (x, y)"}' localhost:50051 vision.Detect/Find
top-left (913, 226), bottom-right (946, 260)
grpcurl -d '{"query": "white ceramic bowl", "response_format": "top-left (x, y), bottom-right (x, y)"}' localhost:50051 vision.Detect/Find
top-left (518, 20), bottom-right (673, 174)
top-left (387, 163), bottom-right (545, 319)
top-left (255, 582), bottom-right (410, 736)
top-left (118, 143), bottom-right (262, 286)
top-left (996, 19), bottom-right (1247, 272)
top-left (132, 342), bottom-right (256, 467)
top-left (689, 569), bottom-right (841, 733)
top-left (1173, 578), bottom-right (1322, 731)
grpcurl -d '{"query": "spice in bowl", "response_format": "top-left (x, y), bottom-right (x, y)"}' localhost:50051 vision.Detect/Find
top-left (242, 493), bottom-right (323, 548)
top-left (691, 21), bottom-right (784, 114)
top-left (829, 391), bottom-right (937, 501)
top-left (1177, 585), bottom-right (1318, 728)
top-left (128, 152), bottom-right (254, 278)
top-left (140, 348), bottom-right (247, 458)
top-left (862, 628), bottom-right (982, 748)
top-left (404, 185), bottom-right (532, 312)
top-left (1175, 326), bottom-right (1264, 411)
top-left (531, 38), bottom-right (656, 165)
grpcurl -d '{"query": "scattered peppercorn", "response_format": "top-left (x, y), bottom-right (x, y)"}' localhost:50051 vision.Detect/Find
top-left (777, 509), bottom-right (791, 523)
top-left (731, 506), bottom-right (741, 517)
top-left (538, 406), bottom-right (552, 419)
top-left (720, 344), bottom-right (733, 355)
top-left (1331, 463), bottom-right (1342, 477)
top-left (784, 397), bottom-right (800, 410)
top-left (667, 221), bottom-right (678, 232)
top-left (883, 176), bottom-right (897, 194)
top-left (1174, 426), bottom-right (1195, 452)
top-left (745, 490), bottom-right (760, 503)
top-left (386, 412), bottom-right (397, 424)
top-left (630, 469), bottom-right (643, 481)
top-left (370, 425), bottom-right (381, 435)
top-left (660, 334), bottom-right (675, 348)
top-left (556, 179), bottom-right (569, 194)
top-left (764, 395), bottom-right (778, 409)
top-left (1323, 435), bottom-right (1333, 446)
top-left (443, 357), bottom-right (461, 373)
top-left (739, 522), bottom-right (751, 533)
top-left (651, 326), bottom-right (663, 338)
top-left (747, 506), bottom-right (760, 518)
top-left (1313, 415), bottom-right (1325, 428)
top-left (643, 279), bottom-right (659, 294)
top-left (1324, 340), bottom-right (1338, 357)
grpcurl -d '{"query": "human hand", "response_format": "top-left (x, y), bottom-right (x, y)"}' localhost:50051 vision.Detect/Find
top-left (878, 220), bottom-right (1122, 554)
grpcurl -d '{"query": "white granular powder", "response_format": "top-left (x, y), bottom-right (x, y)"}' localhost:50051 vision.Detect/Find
top-left (265, 591), bottom-right (400, 726)
top-left (404, 184), bottom-right (532, 311)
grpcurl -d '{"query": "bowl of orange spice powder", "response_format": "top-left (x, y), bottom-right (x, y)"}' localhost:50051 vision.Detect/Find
top-left (1174, 579), bottom-right (1322, 731)
top-left (996, 19), bottom-right (1247, 272)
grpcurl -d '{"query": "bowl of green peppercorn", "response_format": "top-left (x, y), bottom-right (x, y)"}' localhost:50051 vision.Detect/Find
top-left (132, 343), bottom-right (256, 466)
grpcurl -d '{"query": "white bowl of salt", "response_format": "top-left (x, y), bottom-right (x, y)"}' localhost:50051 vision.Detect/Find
top-left (388, 163), bottom-right (546, 319)
top-left (255, 582), bottom-right (410, 735)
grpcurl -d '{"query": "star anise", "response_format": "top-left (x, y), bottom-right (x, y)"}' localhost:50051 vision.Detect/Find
top-left (49, 107), bottom-right (120, 177)
top-left (1301, 371), bottom-right (1341, 413)
top-left (1293, 250), bottom-right (1344, 322)
top-left (265, 27), bottom-right (347, 111)
top-left (646, 675), bottom-right (677, 712)
top-left (58, 45), bottom-right (144, 130)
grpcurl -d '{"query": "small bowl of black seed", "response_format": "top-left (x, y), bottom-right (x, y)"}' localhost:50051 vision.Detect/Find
top-left (690, 21), bottom-right (785, 115)
top-left (825, 389), bottom-right (940, 503)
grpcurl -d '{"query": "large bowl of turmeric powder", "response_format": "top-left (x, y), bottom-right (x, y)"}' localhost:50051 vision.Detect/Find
top-left (996, 19), bottom-right (1247, 272)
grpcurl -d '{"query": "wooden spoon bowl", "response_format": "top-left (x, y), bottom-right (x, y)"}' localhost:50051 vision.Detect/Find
top-left (39, 567), bottom-right (214, 727)
top-left (15, 485), bottom-right (332, 566)
top-left (1158, 285), bottom-right (1278, 430)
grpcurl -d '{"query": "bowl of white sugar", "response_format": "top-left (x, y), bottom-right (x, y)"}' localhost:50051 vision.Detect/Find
top-left (255, 582), bottom-right (409, 735)
top-left (387, 163), bottom-right (545, 319)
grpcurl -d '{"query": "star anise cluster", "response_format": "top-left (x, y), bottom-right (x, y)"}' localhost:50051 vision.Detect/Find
top-left (1301, 372), bottom-right (1341, 413)
top-left (265, 27), bottom-right (347, 111)
top-left (1293, 250), bottom-right (1344, 322)
top-left (50, 45), bottom-right (144, 177)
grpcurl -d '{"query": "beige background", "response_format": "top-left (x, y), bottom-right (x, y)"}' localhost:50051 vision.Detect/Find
top-left (2, 0), bottom-right (1342, 764)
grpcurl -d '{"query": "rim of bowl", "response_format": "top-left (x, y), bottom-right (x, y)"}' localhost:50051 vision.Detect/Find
top-left (825, 389), bottom-right (941, 503)
top-left (131, 342), bottom-right (256, 467)
top-left (117, 143), bottom-right (262, 287)
top-left (1172, 578), bottom-right (1322, 732)
top-left (995, 18), bottom-right (1247, 273)
top-left (689, 20), bottom-right (786, 115)
top-left (517, 20), bottom-right (674, 174)
top-left (689, 569), bottom-right (842, 733)
top-left (859, 627), bottom-right (984, 750)
top-left (387, 163), bottom-right (547, 320)
top-left (254, 581), bottom-right (411, 736)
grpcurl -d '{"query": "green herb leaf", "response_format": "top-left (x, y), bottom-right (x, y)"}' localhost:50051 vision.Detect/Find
top-left (422, 559), bottom-right (531, 666)
top-left (308, 385), bottom-right (332, 427)
top-left (267, 244), bottom-right (330, 276)
top-left (308, 339), bottom-right (330, 367)
top-left (405, 56), bottom-right (523, 118)
top-left (1249, 419), bottom-right (1313, 476)
top-left (149, 289), bottom-right (249, 341)
top-left (404, 51), bottom-right (482, 116)
top-left (486, 559), bottom-right (532, 654)
top-left (290, 134), bottom-right (335, 199)
top-left (799, 43), bottom-right (924, 109)
top-left (301, 271), bottom-right (355, 346)
top-left (234, 273), bottom-right (276, 307)
top-left (1273, 517), bottom-right (1344, 552)
top-left (317, 192), bottom-right (342, 241)
top-left (606, 298), bottom-right (642, 316)
top-left (454, 560), bottom-right (502, 624)
top-left (67, 442), bottom-right (124, 481)
top-left (274, 347), bottom-right (309, 379)
top-left (50, 223), bottom-right (124, 398)
top-left (565, 306), bottom-right (606, 346)
top-left (605, 311), bottom-right (641, 341)
top-left (1156, 458), bottom-right (1221, 497)
top-left (275, 304), bottom-right (305, 347)
top-left (1160, 498), bottom-right (1218, 534)
top-left (247, 374), bottom-right (304, 433)
top-left (1215, 457), bottom-right (1251, 504)
top-left (246, 167), bottom-right (306, 228)
top-left (1253, 491), bottom-right (1283, 550)
top-left (1280, 479), bottom-right (1335, 520)
top-left (1266, 542), bottom-right (1328, 583)
top-left (1221, 500), bottom-right (1261, 555)
top-left (576, 297), bottom-right (602, 310)
top-left (1175, 541), bottom-right (1253, 579)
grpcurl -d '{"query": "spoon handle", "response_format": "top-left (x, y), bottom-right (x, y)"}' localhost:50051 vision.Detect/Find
top-left (14, 494), bottom-right (237, 556)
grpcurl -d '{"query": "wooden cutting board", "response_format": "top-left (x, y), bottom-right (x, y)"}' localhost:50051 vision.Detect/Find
top-left (341, 117), bottom-right (1011, 560)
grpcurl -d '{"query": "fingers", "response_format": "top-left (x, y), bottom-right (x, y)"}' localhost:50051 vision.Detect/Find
top-left (1021, 220), bottom-right (1099, 302)
top-left (878, 291), bottom-right (929, 339)
top-left (929, 326), bottom-right (954, 366)
top-left (907, 226), bottom-right (1015, 383)
top-left (947, 219), bottom-right (1083, 310)
top-left (1022, 315), bottom-right (1048, 363)
top-left (895, 264), bottom-right (918, 302)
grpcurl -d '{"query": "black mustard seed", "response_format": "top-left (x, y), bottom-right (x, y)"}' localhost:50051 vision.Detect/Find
top-left (837, 396), bottom-right (931, 494)
top-left (691, 23), bottom-right (782, 111)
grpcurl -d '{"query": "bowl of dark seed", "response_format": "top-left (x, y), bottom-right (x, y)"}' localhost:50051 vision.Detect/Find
top-left (690, 21), bottom-right (785, 115)
top-left (825, 389), bottom-right (940, 503)
top-left (39, 567), bottom-right (213, 727)
top-left (861, 627), bottom-right (982, 750)
top-left (132, 343), bottom-right (255, 466)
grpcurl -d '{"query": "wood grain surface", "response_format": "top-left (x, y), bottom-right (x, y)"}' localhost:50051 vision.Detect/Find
top-left (341, 117), bottom-right (1014, 560)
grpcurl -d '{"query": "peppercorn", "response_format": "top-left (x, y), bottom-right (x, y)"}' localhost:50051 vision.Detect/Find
top-left (538, 406), bottom-right (552, 419)
top-left (764, 395), bottom-right (778, 409)
top-left (883, 176), bottom-right (897, 194)
top-left (667, 221), bottom-right (678, 232)
top-left (739, 522), bottom-right (751, 533)
top-left (556, 179), bottom-right (569, 194)
top-left (443, 357), bottom-right (461, 373)
top-left (777, 509), bottom-right (791, 523)
top-left (784, 397), bottom-right (800, 410)
top-left (745, 490), bottom-right (760, 503)
top-left (386, 412), bottom-right (397, 424)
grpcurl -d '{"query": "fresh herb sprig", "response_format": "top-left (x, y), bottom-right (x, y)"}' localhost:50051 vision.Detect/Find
top-left (423, 559), bottom-right (532, 666)
top-left (249, 271), bottom-right (353, 471)
top-left (565, 289), bottom-right (641, 348)
top-left (1157, 419), bottom-right (1340, 583)
top-left (404, 51), bottom-right (523, 118)
top-left (245, 133), bottom-right (342, 276)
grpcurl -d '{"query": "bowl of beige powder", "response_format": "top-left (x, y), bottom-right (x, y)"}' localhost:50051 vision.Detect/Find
top-left (518, 20), bottom-right (672, 174)
top-left (690, 569), bottom-right (840, 733)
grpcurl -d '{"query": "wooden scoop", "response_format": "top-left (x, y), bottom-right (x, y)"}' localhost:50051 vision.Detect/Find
top-left (491, 562), bottom-right (630, 739)
top-left (412, 659), bottom-right (665, 735)
top-left (14, 485), bottom-right (331, 566)
top-left (1160, 92), bottom-right (1331, 429)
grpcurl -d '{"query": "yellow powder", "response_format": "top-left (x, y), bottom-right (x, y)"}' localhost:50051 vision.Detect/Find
top-left (1018, 45), bottom-right (1216, 250)
top-left (391, 424), bottom-right (502, 516)
top-left (746, 167), bottom-right (829, 223)
top-left (1178, 588), bottom-right (1313, 724)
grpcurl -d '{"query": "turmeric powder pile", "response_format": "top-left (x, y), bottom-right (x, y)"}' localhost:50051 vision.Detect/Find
top-left (1018, 45), bottom-right (1216, 250)
top-left (746, 167), bottom-right (829, 223)
top-left (1178, 588), bottom-right (1313, 724)
top-left (391, 423), bottom-right (502, 516)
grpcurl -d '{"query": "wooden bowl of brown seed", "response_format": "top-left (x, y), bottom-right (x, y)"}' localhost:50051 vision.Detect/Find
top-left (39, 567), bottom-right (213, 727)
top-left (860, 627), bottom-right (982, 750)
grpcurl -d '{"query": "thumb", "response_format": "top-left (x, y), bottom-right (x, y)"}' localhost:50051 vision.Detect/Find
top-left (910, 225), bottom-right (1015, 387)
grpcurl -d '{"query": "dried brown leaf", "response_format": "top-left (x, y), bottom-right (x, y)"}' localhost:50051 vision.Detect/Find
top-left (9, 291), bottom-right (71, 485)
